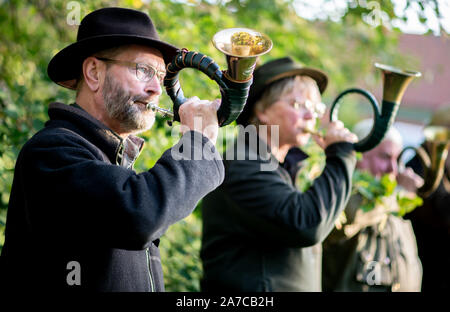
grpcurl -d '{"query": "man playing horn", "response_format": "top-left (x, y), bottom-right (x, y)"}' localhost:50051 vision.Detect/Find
top-left (0, 7), bottom-right (223, 291)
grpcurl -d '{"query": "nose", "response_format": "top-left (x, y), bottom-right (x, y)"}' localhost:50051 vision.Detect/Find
top-left (387, 158), bottom-right (398, 176)
top-left (144, 75), bottom-right (162, 97)
top-left (301, 109), bottom-right (314, 120)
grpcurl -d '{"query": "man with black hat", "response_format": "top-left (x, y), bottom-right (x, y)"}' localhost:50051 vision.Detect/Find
top-left (0, 7), bottom-right (224, 291)
top-left (200, 57), bottom-right (358, 291)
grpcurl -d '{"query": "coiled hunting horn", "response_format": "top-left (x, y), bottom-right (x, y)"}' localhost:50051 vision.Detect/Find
top-left (149, 28), bottom-right (272, 127)
top-left (329, 63), bottom-right (421, 152)
top-left (398, 126), bottom-right (450, 198)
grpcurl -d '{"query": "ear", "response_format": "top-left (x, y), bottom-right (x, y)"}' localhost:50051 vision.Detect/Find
top-left (356, 154), bottom-right (369, 171)
top-left (82, 56), bottom-right (104, 92)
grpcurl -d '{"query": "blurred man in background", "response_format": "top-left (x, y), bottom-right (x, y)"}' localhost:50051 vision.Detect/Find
top-left (322, 119), bottom-right (423, 292)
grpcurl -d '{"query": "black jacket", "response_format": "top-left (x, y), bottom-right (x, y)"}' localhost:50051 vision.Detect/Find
top-left (200, 131), bottom-right (356, 291)
top-left (0, 102), bottom-right (224, 291)
top-left (405, 152), bottom-right (450, 291)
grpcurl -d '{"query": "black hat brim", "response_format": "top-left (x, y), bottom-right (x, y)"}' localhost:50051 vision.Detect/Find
top-left (47, 34), bottom-right (179, 90)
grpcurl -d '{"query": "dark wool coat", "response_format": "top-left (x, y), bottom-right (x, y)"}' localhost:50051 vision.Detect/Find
top-left (200, 130), bottom-right (356, 291)
top-left (405, 152), bottom-right (450, 291)
top-left (0, 102), bottom-right (224, 292)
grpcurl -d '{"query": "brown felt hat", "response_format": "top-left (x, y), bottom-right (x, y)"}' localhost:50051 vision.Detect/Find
top-left (236, 56), bottom-right (328, 125)
top-left (47, 7), bottom-right (179, 90)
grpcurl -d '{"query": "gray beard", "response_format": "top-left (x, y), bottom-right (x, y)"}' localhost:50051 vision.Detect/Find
top-left (102, 73), bottom-right (155, 134)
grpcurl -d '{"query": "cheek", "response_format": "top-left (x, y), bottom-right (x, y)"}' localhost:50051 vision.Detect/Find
top-left (287, 114), bottom-right (300, 131)
top-left (283, 111), bottom-right (301, 131)
top-left (116, 73), bottom-right (139, 94)
top-left (269, 109), bottom-right (293, 126)
top-left (123, 82), bottom-right (138, 95)
top-left (374, 160), bottom-right (390, 176)
top-left (290, 110), bottom-right (302, 122)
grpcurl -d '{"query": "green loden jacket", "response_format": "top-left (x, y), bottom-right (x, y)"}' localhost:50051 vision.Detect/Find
top-left (200, 130), bottom-right (356, 291)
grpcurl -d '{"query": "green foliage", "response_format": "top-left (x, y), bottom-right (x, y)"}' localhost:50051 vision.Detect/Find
top-left (296, 139), bottom-right (326, 191)
top-left (396, 191), bottom-right (424, 217)
top-left (0, 0), bottom-right (442, 288)
top-left (159, 214), bottom-right (203, 292)
top-left (352, 169), bottom-right (423, 216)
top-left (352, 169), bottom-right (396, 211)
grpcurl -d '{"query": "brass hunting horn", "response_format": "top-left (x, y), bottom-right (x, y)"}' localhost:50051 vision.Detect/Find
top-left (398, 126), bottom-right (450, 198)
top-left (329, 63), bottom-right (421, 152)
top-left (153, 28), bottom-right (272, 126)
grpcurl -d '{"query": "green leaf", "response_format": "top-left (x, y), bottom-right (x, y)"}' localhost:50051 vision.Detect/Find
top-left (396, 193), bottom-right (423, 216)
top-left (357, 186), bottom-right (374, 200)
top-left (380, 174), bottom-right (397, 196)
top-left (361, 202), bottom-right (375, 212)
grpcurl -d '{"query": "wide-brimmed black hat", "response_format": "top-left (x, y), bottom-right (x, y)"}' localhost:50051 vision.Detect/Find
top-left (47, 7), bottom-right (179, 90)
top-left (237, 56), bottom-right (328, 125)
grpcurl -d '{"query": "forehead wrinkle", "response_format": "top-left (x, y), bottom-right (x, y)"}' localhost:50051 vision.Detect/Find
top-left (117, 45), bottom-right (165, 72)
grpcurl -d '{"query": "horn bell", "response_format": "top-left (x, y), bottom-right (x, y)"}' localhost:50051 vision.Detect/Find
top-left (419, 126), bottom-right (450, 197)
top-left (212, 28), bottom-right (272, 82)
top-left (375, 63), bottom-right (421, 105)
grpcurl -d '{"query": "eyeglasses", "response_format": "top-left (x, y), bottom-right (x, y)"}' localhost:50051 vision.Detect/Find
top-left (280, 98), bottom-right (327, 118)
top-left (95, 57), bottom-right (166, 84)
